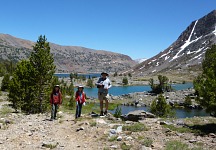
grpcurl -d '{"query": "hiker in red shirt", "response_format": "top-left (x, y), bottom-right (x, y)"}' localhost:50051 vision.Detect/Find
top-left (75, 85), bottom-right (86, 119)
top-left (50, 85), bottom-right (62, 120)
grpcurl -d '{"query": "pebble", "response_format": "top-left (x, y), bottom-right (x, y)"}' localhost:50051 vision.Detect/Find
top-left (110, 145), bottom-right (118, 149)
top-left (116, 126), bottom-right (122, 133)
top-left (125, 121), bottom-right (133, 124)
top-left (209, 133), bottom-right (216, 138)
top-left (96, 118), bottom-right (107, 124)
top-left (110, 129), bottom-right (117, 134)
top-left (125, 136), bottom-right (133, 141)
top-left (0, 123), bottom-right (3, 129)
top-left (189, 139), bottom-right (197, 143)
top-left (117, 136), bottom-right (122, 141)
top-left (142, 146), bottom-right (152, 150)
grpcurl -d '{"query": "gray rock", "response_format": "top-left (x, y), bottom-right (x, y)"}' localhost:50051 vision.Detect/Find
top-left (209, 133), bottom-right (216, 138)
top-left (136, 104), bottom-right (142, 107)
top-left (160, 121), bottom-right (173, 125)
top-left (76, 127), bottom-right (84, 132)
top-left (212, 138), bottom-right (216, 143)
top-left (116, 126), bottom-right (122, 133)
top-left (125, 136), bottom-right (133, 141)
top-left (111, 96), bottom-right (119, 100)
top-left (42, 141), bottom-right (58, 148)
top-left (117, 136), bottom-right (122, 141)
top-left (121, 110), bottom-right (155, 122)
top-left (110, 145), bottom-right (118, 149)
top-left (110, 129), bottom-right (117, 135)
top-left (125, 121), bottom-right (133, 124)
top-left (0, 123), bottom-right (3, 129)
top-left (142, 146), bottom-right (152, 150)
top-left (189, 139), bottom-right (197, 143)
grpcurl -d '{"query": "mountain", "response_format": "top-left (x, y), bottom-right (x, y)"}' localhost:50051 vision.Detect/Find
top-left (134, 58), bottom-right (148, 64)
top-left (126, 10), bottom-right (216, 76)
top-left (0, 34), bottom-right (136, 73)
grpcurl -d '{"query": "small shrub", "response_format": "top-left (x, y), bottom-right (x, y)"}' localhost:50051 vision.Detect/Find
top-left (165, 140), bottom-right (189, 150)
top-left (0, 106), bottom-right (13, 116)
top-left (86, 78), bottom-right (94, 88)
top-left (150, 94), bottom-right (175, 117)
top-left (113, 105), bottom-right (122, 118)
top-left (162, 124), bottom-right (196, 134)
top-left (123, 123), bottom-right (148, 132)
top-left (184, 96), bottom-right (192, 107)
top-left (121, 142), bottom-right (132, 150)
top-left (122, 77), bottom-right (128, 85)
top-left (142, 137), bottom-right (153, 147)
top-left (108, 136), bottom-right (117, 142)
top-left (90, 121), bottom-right (97, 127)
top-left (42, 143), bottom-right (57, 149)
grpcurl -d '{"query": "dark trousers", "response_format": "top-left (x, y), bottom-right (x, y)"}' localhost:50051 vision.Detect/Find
top-left (75, 103), bottom-right (83, 118)
top-left (51, 104), bottom-right (58, 119)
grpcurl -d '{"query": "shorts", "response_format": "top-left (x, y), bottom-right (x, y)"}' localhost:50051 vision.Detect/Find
top-left (98, 92), bottom-right (108, 101)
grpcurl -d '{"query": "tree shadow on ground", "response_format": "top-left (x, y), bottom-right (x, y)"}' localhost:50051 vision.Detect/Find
top-left (188, 123), bottom-right (216, 135)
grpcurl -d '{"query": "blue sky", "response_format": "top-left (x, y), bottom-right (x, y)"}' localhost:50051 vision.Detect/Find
top-left (0, 0), bottom-right (216, 59)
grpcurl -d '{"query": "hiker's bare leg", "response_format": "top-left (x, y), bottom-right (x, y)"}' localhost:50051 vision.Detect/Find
top-left (105, 100), bottom-right (108, 111)
top-left (100, 100), bottom-right (103, 112)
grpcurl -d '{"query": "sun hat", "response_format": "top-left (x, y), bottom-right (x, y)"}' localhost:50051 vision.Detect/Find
top-left (54, 85), bottom-right (60, 88)
top-left (78, 85), bottom-right (84, 89)
top-left (101, 72), bottom-right (109, 76)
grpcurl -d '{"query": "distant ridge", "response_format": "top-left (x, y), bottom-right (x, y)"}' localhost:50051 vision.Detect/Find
top-left (0, 34), bottom-right (136, 73)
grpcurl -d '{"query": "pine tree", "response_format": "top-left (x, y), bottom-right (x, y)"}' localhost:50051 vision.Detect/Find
top-left (8, 60), bottom-right (36, 112)
top-left (122, 77), bottom-right (128, 85)
top-left (1, 73), bottom-right (10, 91)
top-left (194, 44), bottom-right (216, 116)
top-left (87, 78), bottom-right (94, 88)
top-left (149, 75), bottom-right (171, 94)
top-left (30, 35), bottom-right (56, 112)
top-left (67, 82), bottom-right (75, 109)
top-left (150, 94), bottom-right (174, 117)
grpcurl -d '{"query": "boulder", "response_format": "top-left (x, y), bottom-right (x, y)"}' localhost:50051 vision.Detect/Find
top-left (121, 110), bottom-right (155, 122)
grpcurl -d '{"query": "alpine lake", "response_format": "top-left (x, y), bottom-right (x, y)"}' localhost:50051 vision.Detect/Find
top-left (55, 73), bottom-right (209, 118)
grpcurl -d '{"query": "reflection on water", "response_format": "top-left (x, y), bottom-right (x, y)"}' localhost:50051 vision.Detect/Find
top-left (109, 105), bottom-right (209, 118)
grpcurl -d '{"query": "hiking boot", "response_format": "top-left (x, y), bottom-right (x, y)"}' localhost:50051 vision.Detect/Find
top-left (100, 111), bottom-right (104, 116)
top-left (104, 110), bottom-right (108, 115)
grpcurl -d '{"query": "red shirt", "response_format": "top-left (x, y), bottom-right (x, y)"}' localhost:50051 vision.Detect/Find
top-left (50, 92), bottom-right (62, 104)
top-left (75, 91), bottom-right (86, 104)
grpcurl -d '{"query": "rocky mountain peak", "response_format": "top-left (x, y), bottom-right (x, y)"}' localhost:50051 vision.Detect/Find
top-left (128, 10), bottom-right (216, 76)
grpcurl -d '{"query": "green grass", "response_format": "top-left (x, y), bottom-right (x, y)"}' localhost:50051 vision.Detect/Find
top-left (90, 121), bottom-right (97, 127)
top-left (165, 140), bottom-right (189, 150)
top-left (165, 140), bottom-right (203, 150)
top-left (121, 142), bottom-right (132, 150)
top-left (162, 124), bottom-right (195, 133)
top-left (163, 117), bottom-right (216, 136)
top-left (108, 136), bottom-right (118, 142)
top-left (42, 143), bottom-right (57, 149)
top-left (123, 123), bottom-right (148, 132)
top-left (141, 137), bottom-right (153, 147)
top-left (0, 106), bottom-right (13, 116)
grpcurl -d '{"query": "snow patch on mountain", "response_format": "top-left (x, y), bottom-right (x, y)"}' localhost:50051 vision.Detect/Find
top-left (170, 20), bottom-right (198, 61)
top-left (135, 58), bottom-right (147, 63)
top-left (213, 26), bottom-right (216, 35)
